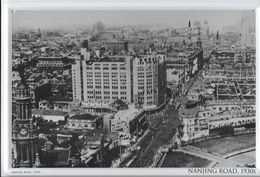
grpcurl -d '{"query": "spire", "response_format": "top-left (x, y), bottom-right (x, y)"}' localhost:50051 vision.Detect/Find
top-left (188, 20), bottom-right (192, 43)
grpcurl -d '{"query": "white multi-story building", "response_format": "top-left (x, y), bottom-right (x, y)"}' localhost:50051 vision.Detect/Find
top-left (133, 53), bottom-right (167, 106)
top-left (72, 55), bottom-right (133, 104)
top-left (72, 43), bottom-right (167, 107)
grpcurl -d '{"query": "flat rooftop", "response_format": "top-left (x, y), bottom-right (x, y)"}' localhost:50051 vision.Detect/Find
top-left (113, 104), bottom-right (142, 122)
top-left (32, 109), bottom-right (68, 116)
top-left (70, 113), bottom-right (100, 121)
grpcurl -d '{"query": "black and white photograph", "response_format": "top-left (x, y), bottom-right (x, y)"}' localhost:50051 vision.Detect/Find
top-left (10, 10), bottom-right (256, 169)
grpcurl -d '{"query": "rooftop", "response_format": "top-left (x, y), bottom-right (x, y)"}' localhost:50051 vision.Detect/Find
top-left (70, 113), bottom-right (100, 121)
top-left (114, 104), bottom-right (141, 122)
top-left (180, 106), bottom-right (200, 117)
top-left (32, 109), bottom-right (69, 116)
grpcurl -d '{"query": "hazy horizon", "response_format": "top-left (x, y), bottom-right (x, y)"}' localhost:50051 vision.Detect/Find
top-left (12, 10), bottom-right (255, 32)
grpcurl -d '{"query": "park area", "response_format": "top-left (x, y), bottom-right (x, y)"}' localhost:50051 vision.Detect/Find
top-left (161, 151), bottom-right (211, 167)
top-left (191, 133), bottom-right (255, 156)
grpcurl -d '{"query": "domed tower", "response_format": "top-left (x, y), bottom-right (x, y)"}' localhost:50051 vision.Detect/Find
top-left (12, 81), bottom-right (38, 167)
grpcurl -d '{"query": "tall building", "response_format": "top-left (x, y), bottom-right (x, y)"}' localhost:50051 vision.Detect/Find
top-left (133, 53), bottom-right (167, 106)
top-left (72, 55), bottom-right (133, 104)
top-left (72, 44), bottom-right (167, 107)
top-left (12, 81), bottom-right (38, 167)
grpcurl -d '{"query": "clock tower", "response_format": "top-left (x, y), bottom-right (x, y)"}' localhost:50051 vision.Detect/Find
top-left (12, 81), bottom-right (38, 167)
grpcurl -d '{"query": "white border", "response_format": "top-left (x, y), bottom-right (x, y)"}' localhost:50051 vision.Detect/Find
top-left (5, 0), bottom-right (260, 10)
top-left (255, 6), bottom-right (260, 175)
top-left (1, 0), bottom-right (260, 176)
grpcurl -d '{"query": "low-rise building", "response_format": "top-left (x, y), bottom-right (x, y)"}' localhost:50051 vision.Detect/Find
top-left (67, 114), bottom-right (103, 130)
top-left (32, 109), bottom-right (69, 123)
top-left (180, 99), bottom-right (256, 142)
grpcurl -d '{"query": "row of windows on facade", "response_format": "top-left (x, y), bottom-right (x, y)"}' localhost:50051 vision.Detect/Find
top-left (137, 75), bottom-right (154, 78)
top-left (87, 63), bottom-right (126, 67)
top-left (85, 79), bottom-right (127, 83)
top-left (85, 75), bottom-right (127, 78)
top-left (73, 69), bottom-right (128, 75)
top-left (74, 84), bottom-right (127, 90)
top-left (137, 95), bottom-right (154, 100)
top-left (135, 82), bottom-right (157, 86)
top-left (86, 67), bottom-right (127, 70)
top-left (85, 91), bottom-right (127, 95)
top-left (186, 119), bottom-right (255, 131)
top-left (137, 72), bottom-right (153, 75)
top-left (137, 90), bottom-right (156, 96)
top-left (73, 85), bottom-right (128, 89)
top-left (211, 106), bottom-right (254, 112)
top-left (137, 65), bottom-right (158, 69)
top-left (85, 78), bottom-right (127, 82)
top-left (137, 81), bottom-right (155, 85)
top-left (85, 72), bottom-right (127, 75)
top-left (39, 60), bottom-right (63, 63)
top-left (73, 79), bottom-right (127, 84)
top-left (74, 96), bottom-right (128, 100)
top-left (38, 63), bottom-right (64, 66)
top-left (86, 81), bottom-right (127, 85)
top-left (137, 86), bottom-right (154, 90)
top-left (91, 63), bottom-right (126, 66)
top-left (75, 78), bottom-right (127, 83)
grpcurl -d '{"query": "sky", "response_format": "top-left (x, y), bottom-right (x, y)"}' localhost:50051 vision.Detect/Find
top-left (12, 10), bottom-right (255, 31)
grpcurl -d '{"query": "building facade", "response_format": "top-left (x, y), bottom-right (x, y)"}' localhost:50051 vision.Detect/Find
top-left (37, 57), bottom-right (72, 69)
top-left (133, 53), bottom-right (167, 107)
top-left (67, 114), bottom-right (103, 130)
top-left (72, 56), bottom-right (133, 104)
top-left (180, 100), bottom-right (256, 142)
top-left (72, 44), bottom-right (167, 107)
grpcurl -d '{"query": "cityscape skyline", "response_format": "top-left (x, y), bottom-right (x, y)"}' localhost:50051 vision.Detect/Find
top-left (10, 10), bottom-right (256, 170)
top-left (12, 10), bottom-right (255, 31)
